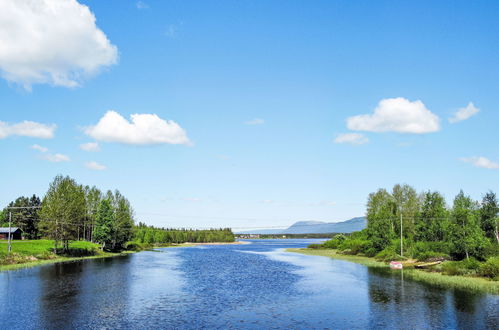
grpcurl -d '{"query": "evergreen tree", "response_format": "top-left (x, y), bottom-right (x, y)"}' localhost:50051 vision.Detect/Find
top-left (480, 191), bottom-right (499, 244)
top-left (93, 199), bottom-right (114, 249)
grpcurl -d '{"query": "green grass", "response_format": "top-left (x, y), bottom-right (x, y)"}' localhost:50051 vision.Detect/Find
top-left (0, 240), bottom-right (125, 272)
top-left (287, 248), bottom-right (499, 295)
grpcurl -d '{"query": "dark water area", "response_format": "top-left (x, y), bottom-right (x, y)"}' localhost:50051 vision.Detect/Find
top-left (0, 239), bottom-right (498, 329)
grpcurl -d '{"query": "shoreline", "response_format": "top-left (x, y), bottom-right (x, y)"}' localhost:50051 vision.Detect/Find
top-left (0, 251), bottom-right (133, 272)
top-left (0, 240), bottom-right (244, 272)
top-left (286, 248), bottom-right (499, 295)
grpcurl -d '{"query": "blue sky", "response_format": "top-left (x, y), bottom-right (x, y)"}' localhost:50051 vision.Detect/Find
top-left (1, 0), bottom-right (498, 230)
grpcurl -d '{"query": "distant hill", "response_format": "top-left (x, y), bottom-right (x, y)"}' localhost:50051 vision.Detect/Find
top-left (237, 217), bottom-right (366, 234)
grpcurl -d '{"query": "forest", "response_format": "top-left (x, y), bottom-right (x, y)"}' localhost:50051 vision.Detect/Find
top-left (0, 175), bottom-right (234, 255)
top-left (312, 184), bottom-right (499, 279)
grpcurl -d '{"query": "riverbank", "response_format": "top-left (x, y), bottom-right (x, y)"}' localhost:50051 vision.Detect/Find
top-left (0, 240), bottom-right (244, 272)
top-left (0, 240), bottom-right (132, 272)
top-left (287, 248), bottom-right (499, 295)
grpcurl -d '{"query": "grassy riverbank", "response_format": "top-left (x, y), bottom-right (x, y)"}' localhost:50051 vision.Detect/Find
top-left (287, 248), bottom-right (499, 295)
top-left (0, 240), bottom-right (130, 272)
top-left (0, 240), bottom-right (246, 272)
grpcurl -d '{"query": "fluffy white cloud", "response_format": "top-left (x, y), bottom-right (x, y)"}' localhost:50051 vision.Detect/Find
top-left (85, 111), bottom-right (191, 145)
top-left (0, 120), bottom-right (56, 139)
top-left (334, 133), bottom-right (369, 145)
top-left (0, 0), bottom-right (118, 88)
top-left (449, 102), bottom-right (479, 123)
top-left (461, 156), bottom-right (499, 170)
top-left (347, 97), bottom-right (440, 134)
top-left (43, 153), bottom-right (70, 162)
top-left (85, 161), bottom-right (106, 171)
top-left (31, 144), bottom-right (48, 152)
top-left (80, 142), bottom-right (100, 152)
top-left (245, 118), bottom-right (265, 125)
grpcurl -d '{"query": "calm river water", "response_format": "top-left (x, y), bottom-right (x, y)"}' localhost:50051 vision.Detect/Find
top-left (0, 239), bottom-right (498, 329)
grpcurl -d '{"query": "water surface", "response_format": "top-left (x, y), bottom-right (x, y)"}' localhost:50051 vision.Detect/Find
top-left (1, 239), bottom-right (497, 329)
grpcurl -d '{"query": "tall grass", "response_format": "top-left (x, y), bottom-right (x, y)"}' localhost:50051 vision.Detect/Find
top-left (287, 248), bottom-right (499, 294)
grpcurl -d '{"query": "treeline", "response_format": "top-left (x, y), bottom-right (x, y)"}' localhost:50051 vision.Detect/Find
top-left (1, 175), bottom-right (134, 252)
top-left (316, 184), bottom-right (498, 269)
top-left (134, 223), bottom-right (235, 244)
top-left (1, 175), bottom-right (235, 253)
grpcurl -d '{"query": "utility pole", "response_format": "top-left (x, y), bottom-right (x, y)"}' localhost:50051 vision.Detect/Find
top-left (400, 206), bottom-right (403, 257)
top-left (5, 205), bottom-right (42, 254)
top-left (8, 211), bottom-right (12, 253)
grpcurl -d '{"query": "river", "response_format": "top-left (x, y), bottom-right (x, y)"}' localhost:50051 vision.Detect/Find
top-left (0, 239), bottom-right (498, 329)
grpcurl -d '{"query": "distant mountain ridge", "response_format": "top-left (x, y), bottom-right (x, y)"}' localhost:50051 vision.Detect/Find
top-left (237, 217), bottom-right (366, 234)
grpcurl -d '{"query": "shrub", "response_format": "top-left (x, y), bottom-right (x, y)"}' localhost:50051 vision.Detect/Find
top-left (480, 257), bottom-right (499, 279)
top-left (339, 239), bottom-right (370, 255)
top-left (322, 236), bottom-right (344, 249)
top-left (441, 258), bottom-right (481, 276)
top-left (415, 251), bottom-right (449, 262)
top-left (374, 248), bottom-right (405, 262)
top-left (307, 243), bottom-right (323, 249)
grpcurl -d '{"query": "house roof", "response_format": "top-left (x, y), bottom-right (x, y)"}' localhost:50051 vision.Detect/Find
top-left (0, 227), bottom-right (21, 233)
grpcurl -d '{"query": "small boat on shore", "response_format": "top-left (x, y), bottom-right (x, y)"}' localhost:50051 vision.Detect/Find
top-left (390, 261), bottom-right (403, 269)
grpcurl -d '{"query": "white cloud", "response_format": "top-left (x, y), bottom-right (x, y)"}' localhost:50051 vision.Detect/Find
top-left (347, 97), bottom-right (440, 134)
top-left (460, 156), bottom-right (499, 170)
top-left (80, 142), bottom-right (100, 152)
top-left (261, 199), bottom-right (274, 204)
top-left (43, 153), bottom-right (70, 162)
top-left (31, 144), bottom-right (48, 152)
top-left (0, 0), bottom-right (118, 89)
top-left (136, 1), bottom-right (149, 9)
top-left (245, 118), bottom-right (265, 125)
top-left (449, 102), bottom-right (479, 123)
top-left (85, 161), bottom-right (106, 171)
top-left (334, 133), bottom-right (369, 145)
top-left (84, 111), bottom-right (191, 145)
top-left (0, 120), bottom-right (56, 139)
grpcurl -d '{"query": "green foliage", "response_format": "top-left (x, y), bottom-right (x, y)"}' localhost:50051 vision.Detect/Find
top-left (449, 191), bottom-right (490, 260)
top-left (307, 243), bottom-right (323, 249)
top-left (39, 175), bottom-right (86, 252)
top-left (133, 223), bottom-right (235, 245)
top-left (93, 199), bottom-right (114, 249)
top-left (321, 234), bottom-right (347, 249)
top-left (441, 258), bottom-right (482, 276)
top-left (480, 191), bottom-right (499, 243)
top-left (374, 247), bottom-right (405, 262)
top-left (339, 238), bottom-right (370, 255)
top-left (366, 189), bottom-right (395, 251)
top-left (1, 195), bottom-right (42, 239)
top-left (415, 191), bottom-right (448, 242)
top-left (480, 257), bottom-right (499, 279)
top-left (410, 241), bottom-right (451, 261)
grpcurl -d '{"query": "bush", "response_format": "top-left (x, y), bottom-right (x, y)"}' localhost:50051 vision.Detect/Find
top-left (339, 239), bottom-right (370, 255)
top-left (375, 248), bottom-right (405, 262)
top-left (322, 236), bottom-right (345, 249)
top-left (408, 241), bottom-right (452, 260)
top-left (480, 257), bottom-right (499, 279)
top-left (125, 241), bottom-right (148, 251)
top-left (441, 258), bottom-right (481, 276)
top-left (307, 243), bottom-right (323, 249)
